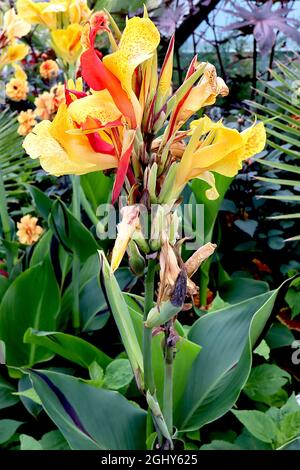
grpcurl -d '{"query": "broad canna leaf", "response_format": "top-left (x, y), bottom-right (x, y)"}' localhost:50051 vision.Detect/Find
top-left (176, 277), bottom-right (296, 431)
top-left (24, 329), bottom-right (112, 369)
top-left (27, 369), bottom-right (147, 450)
top-left (0, 257), bottom-right (60, 370)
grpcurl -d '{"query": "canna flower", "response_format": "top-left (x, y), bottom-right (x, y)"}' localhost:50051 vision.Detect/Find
top-left (1, 8), bottom-right (31, 41)
top-left (16, 0), bottom-right (58, 29)
top-left (51, 24), bottom-right (83, 64)
top-left (17, 214), bottom-right (44, 245)
top-left (175, 63), bottom-right (229, 126)
top-left (0, 43), bottom-right (29, 69)
top-left (17, 109), bottom-right (37, 136)
top-left (170, 116), bottom-right (266, 201)
top-left (110, 205), bottom-right (140, 272)
top-left (39, 59), bottom-right (59, 80)
top-left (23, 102), bottom-right (118, 177)
top-left (16, 0), bottom-right (91, 29)
top-left (6, 66), bottom-right (29, 101)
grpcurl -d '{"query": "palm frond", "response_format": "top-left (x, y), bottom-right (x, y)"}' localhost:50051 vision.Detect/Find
top-left (248, 59), bottom-right (300, 241)
top-left (0, 107), bottom-right (38, 193)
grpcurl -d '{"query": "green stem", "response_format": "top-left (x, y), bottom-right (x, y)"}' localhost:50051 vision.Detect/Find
top-left (143, 258), bottom-right (156, 394)
top-left (0, 173), bottom-right (11, 241)
top-left (163, 320), bottom-right (174, 436)
top-left (71, 175), bottom-right (81, 330)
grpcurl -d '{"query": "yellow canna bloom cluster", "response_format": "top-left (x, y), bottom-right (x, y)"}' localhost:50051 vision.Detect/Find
top-left (0, 8), bottom-right (30, 69)
top-left (16, 215), bottom-right (44, 245)
top-left (5, 65), bottom-right (29, 101)
top-left (16, 0), bottom-right (91, 65)
top-left (170, 116), bottom-right (266, 200)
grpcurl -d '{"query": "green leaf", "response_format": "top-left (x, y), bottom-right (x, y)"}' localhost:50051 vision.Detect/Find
top-left (26, 184), bottom-right (52, 220)
top-left (278, 437), bottom-right (300, 450)
top-left (0, 257), bottom-right (60, 367)
top-left (176, 278), bottom-right (294, 431)
top-left (20, 435), bottom-right (43, 450)
top-left (24, 329), bottom-right (111, 369)
top-left (80, 172), bottom-right (113, 212)
top-left (234, 219), bottom-right (258, 237)
top-left (0, 419), bottom-right (23, 444)
top-left (28, 369), bottom-right (147, 450)
top-left (0, 375), bottom-right (19, 410)
top-left (232, 410), bottom-right (278, 444)
top-left (200, 440), bottom-right (242, 450)
top-left (49, 199), bottom-right (98, 262)
top-left (253, 340), bottom-right (270, 360)
top-left (61, 253), bottom-right (136, 332)
top-left (124, 294), bottom-right (201, 417)
top-left (235, 428), bottom-right (272, 450)
top-left (219, 277), bottom-right (269, 304)
top-left (255, 159), bottom-right (300, 175)
top-left (279, 411), bottom-right (300, 444)
top-left (29, 230), bottom-right (52, 267)
top-left (286, 286), bottom-right (300, 319)
top-left (104, 359), bottom-right (133, 391)
top-left (98, 251), bottom-right (143, 385)
top-left (266, 323), bottom-right (295, 349)
top-left (255, 176), bottom-right (300, 187)
top-left (244, 364), bottom-right (290, 403)
top-left (39, 430), bottom-right (70, 450)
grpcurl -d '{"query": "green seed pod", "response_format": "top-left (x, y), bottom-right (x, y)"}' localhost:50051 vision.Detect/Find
top-left (127, 240), bottom-right (145, 277)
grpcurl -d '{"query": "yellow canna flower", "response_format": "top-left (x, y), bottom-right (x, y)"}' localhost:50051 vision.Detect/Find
top-left (2, 8), bottom-right (31, 41)
top-left (17, 110), bottom-right (37, 136)
top-left (16, 0), bottom-right (58, 29)
top-left (176, 63), bottom-right (229, 126)
top-left (69, 0), bottom-right (91, 24)
top-left (171, 117), bottom-right (266, 200)
top-left (23, 104), bottom-right (118, 176)
top-left (17, 215), bottom-right (44, 245)
top-left (39, 59), bottom-right (59, 80)
top-left (0, 43), bottom-right (29, 69)
top-left (103, 16), bottom-right (160, 104)
top-left (6, 66), bottom-right (29, 101)
top-left (51, 23), bottom-right (83, 64)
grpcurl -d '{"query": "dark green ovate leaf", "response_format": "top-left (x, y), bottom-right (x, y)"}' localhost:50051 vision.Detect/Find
top-left (177, 278), bottom-right (293, 431)
top-left (49, 199), bottom-right (98, 262)
top-left (0, 419), bottom-right (23, 444)
top-left (0, 257), bottom-right (60, 367)
top-left (244, 364), bottom-right (291, 404)
top-left (18, 374), bottom-right (42, 417)
top-left (266, 323), bottom-right (295, 349)
top-left (200, 440), bottom-right (242, 450)
top-left (0, 375), bottom-right (19, 410)
top-left (28, 369), bottom-right (147, 450)
top-left (103, 359), bottom-right (133, 391)
top-left (24, 329), bottom-right (111, 369)
top-left (232, 410), bottom-right (279, 444)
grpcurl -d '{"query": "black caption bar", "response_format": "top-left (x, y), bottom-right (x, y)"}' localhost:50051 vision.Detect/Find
top-left (0, 450), bottom-right (299, 467)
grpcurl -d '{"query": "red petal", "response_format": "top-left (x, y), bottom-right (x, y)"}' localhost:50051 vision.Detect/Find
top-left (81, 48), bottom-right (136, 128)
top-left (111, 132), bottom-right (135, 204)
top-left (87, 133), bottom-right (115, 155)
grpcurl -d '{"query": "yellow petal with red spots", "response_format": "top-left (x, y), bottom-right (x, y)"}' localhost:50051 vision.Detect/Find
top-left (103, 16), bottom-right (160, 96)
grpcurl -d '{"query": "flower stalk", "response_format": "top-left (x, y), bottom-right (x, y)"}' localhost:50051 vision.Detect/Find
top-left (71, 175), bottom-right (81, 330)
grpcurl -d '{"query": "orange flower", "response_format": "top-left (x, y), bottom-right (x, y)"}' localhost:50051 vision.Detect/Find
top-left (17, 215), bottom-right (44, 245)
top-left (17, 110), bottom-right (37, 136)
top-left (34, 84), bottom-right (65, 120)
top-left (39, 59), bottom-right (59, 80)
top-left (6, 73), bottom-right (29, 101)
